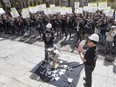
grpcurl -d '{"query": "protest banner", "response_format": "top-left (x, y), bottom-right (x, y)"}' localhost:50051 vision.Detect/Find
top-left (60, 7), bottom-right (67, 15)
top-left (75, 7), bottom-right (83, 14)
top-left (40, 4), bottom-right (46, 11)
top-left (105, 9), bottom-right (114, 17)
top-left (10, 11), bottom-right (20, 18)
top-left (66, 7), bottom-right (72, 14)
top-left (22, 8), bottom-right (30, 18)
top-left (44, 8), bottom-right (51, 15)
top-left (50, 4), bottom-right (55, 8)
top-left (34, 5), bottom-right (39, 12)
top-left (28, 6), bottom-right (36, 13)
top-left (11, 7), bottom-right (17, 12)
top-left (10, 7), bottom-right (20, 18)
top-left (74, 2), bottom-right (79, 9)
top-left (83, 6), bottom-right (88, 12)
top-left (88, 3), bottom-right (98, 12)
top-left (98, 2), bottom-right (107, 10)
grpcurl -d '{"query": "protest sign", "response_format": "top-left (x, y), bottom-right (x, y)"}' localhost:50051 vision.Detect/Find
top-left (66, 7), bottom-right (72, 14)
top-left (44, 8), bottom-right (51, 15)
top-left (10, 7), bottom-right (19, 18)
top-left (50, 4), bottom-right (55, 8)
top-left (22, 8), bottom-right (30, 18)
top-left (105, 9), bottom-right (114, 17)
top-left (83, 6), bottom-right (88, 12)
top-left (60, 7), bottom-right (67, 15)
top-left (98, 2), bottom-right (107, 10)
top-left (88, 3), bottom-right (98, 12)
top-left (75, 8), bottom-right (83, 14)
top-left (28, 6), bottom-right (36, 13)
top-left (10, 11), bottom-right (19, 18)
top-left (74, 2), bottom-right (79, 9)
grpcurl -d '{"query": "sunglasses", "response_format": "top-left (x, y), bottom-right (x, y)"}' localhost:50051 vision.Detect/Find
top-left (88, 40), bottom-right (92, 42)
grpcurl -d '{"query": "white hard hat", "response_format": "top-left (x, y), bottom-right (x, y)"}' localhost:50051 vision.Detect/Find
top-left (88, 33), bottom-right (99, 42)
top-left (111, 26), bottom-right (116, 29)
top-left (46, 23), bottom-right (52, 28)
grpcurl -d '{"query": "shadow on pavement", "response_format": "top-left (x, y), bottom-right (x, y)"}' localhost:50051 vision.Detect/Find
top-left (0, 38), bottom-right (7, 41)
top-left (113, 64), bottom-right (116, 74)
top-left (30, 73), bottom-right (43, 82)
top-left (103, 60), bottom-right (113, 66)
top-left (113, 59), bottom-right (116, 74)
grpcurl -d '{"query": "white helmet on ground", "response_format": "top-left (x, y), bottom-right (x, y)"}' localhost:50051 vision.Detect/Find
top-left (46, 23), bottom-right (52, 29)
top-left (88, 33), bottom-right (99, 42)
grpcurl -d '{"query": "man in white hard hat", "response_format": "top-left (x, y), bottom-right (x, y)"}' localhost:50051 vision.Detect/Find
top-left (46, 23), bottom-right (52, 29)
top-left (42, 23), bottom-right (54, 61)
top-left (76, 33), bottom-right (99, 87)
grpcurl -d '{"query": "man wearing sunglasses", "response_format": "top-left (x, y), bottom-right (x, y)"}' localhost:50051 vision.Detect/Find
top-left (76, 33), bottom-right (99, 87)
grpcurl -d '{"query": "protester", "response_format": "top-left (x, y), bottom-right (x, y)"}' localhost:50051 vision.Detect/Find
top-left (76, 33), bottom-right (99, 87)
top-left (104, 26), bottom-right (116, 54)
top-left (42, 23), bottom-right (54, 61)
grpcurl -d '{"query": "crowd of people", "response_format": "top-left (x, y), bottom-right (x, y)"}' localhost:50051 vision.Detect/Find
top-left (0, 10), bottom-right (116, 87)
top-left (0, 10), bottom-right (116, 55)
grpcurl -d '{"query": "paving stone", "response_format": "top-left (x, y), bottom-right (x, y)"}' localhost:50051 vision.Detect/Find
top-left (0, 62), bottom-right (14, 69)
top-left (18, 60), bottom-right (37, 69)
top-left (5, 78), bottom-right (29, 87)
top-left (18, 72), bottom-right (43, 87)
top-left (40, 83), bottom-right (57, 87)
top-left (10, 65), bottom-right (30, 76)
top-left (107, 65), bottom-right (115, 79)
top-left (6, 56), bottom-right (24, 65)
top-left (0, 66), bottom-right (23, 79)
top-left (0, 83), bottom-right (5, 87)
top-left (92, 74), bottom-right (107, 87)
top-left (94, 60), bottom-right (108, 77)
top-left (0, 59), bottom-right (5, 64)
top-left (0, 75), bottom-right (11, 85)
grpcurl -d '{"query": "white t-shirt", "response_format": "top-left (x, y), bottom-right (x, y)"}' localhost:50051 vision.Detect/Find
top-left (106, 30), bottom-right (116, 42)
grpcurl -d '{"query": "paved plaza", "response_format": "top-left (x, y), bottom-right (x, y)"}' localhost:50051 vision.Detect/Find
top-left (0, 35), bottom-right (116, 87)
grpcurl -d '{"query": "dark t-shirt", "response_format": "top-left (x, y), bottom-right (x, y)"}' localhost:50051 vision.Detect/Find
top-left (43, 30), bottom-right (54, 44)
top-left (84, 46), bottom-right (97, 65)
